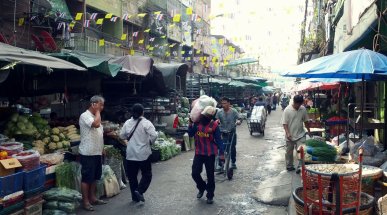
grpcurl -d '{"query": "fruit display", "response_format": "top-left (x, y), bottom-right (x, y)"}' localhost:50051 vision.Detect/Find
top-left (0, 151), bottom-right (9, 160)
top-left (177, 97), bottom-right (190, 128)
top-left (32, 125), bottom-right (79, 154)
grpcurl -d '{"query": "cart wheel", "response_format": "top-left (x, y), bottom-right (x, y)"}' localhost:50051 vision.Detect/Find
top-left (227, 168), bottom-right (234, 180)
top-left (250, 131), bottom-right (253, 136)
top-left (262, 130), bottom-right (265, 136)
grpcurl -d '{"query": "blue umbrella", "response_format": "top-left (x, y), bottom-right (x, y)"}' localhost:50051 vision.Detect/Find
top-left (307, 78), bottom-right (361, 83)
top-left (282, 49), bottom-right (387, 138)
top-left (282, 49), bottom-right (387, 80)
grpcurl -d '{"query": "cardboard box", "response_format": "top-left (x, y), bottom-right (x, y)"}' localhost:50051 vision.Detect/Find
top-left (0, 158), bottom-right (22, 176)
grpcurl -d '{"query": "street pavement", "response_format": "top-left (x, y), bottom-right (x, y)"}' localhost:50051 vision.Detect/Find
top-left (78, 107), bottom-right (300, 215)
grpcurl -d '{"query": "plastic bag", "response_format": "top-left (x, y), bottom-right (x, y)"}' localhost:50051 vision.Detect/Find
top-left (105, 157), bottom-right (125, 189)
top-left (72, 162), bottom-right (82, 192)
top-left (0, 141), bottom-right (23, 155)
top-left (40, 153), bottom-right (64, 165)
top-left (44, 201), bottom-right (59, 210)
top-left (42, 209), bottom-right (67, 215)
top-left (102, 165), bottom-right (120, 198)
top-left (95, 180), bottom-right (105, 199)
top-left (350, 136), bottom-right (378, 157)
top-left (362, 153), bottom-right (385, 167)
top-left (332, 134), bottom-right (346, 146)
top-left (190, 95), bottom-right (217, 122)
top-left (43, 188), bottom-right (82, 202)
top-left (58, 201), bottom-right (79, 213)
top-left (338, 140), bottom-right (354, 155)
top-left (12, 149), bottom-right (40, 171)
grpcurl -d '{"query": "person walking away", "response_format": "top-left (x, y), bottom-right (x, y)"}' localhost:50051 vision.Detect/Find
top-left (189, 106), bottom-right (224, 204)
top-left (79, 95), bottom-right (107, 211)
top-left (272, 94), bottom-right (278, 110)
top-left (281, 95), bottom-right (311, 174)
top-left (266, 94), bottom-right (273, 115)
top-left (120, 104), bottom-right (158, 203)
top-left (255, 96), bottom-right (267, 107)
top-left (216, 97), bottom-right (242, 169)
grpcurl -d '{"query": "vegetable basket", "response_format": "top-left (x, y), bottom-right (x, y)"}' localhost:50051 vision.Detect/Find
top-left (293, 187), bottom-right (374, 215)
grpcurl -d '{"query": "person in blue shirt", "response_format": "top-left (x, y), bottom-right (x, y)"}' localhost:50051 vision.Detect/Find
top-left (188, 106), bottom-right (223, 204)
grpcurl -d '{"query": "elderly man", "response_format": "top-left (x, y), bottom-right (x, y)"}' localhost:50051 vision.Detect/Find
top-left (79, 95), bottom-right (107, 211)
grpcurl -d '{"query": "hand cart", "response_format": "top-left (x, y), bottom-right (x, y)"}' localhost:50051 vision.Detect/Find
top-left (247, 106), bottom-right (266, 136)
top-left (216, 130), bottom-right (235, 180)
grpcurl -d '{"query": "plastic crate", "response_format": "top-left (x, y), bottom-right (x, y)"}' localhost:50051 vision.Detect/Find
top-left (24, 200), bottom-right (43, 215)
top-left (0, 202), bottom-right (24, 215)
top-left (0, 172), bottom-right (23, 197)
top-left (329, 124), bottom-right (346, 136)
top-left (23, 165), bottom-right (46, 192)
top-left (24, 186), bottom-right (44, 199)
top-left (25, 194), bottom-right (43, 207)
top-left (9, 209), bottom-right (24, 215)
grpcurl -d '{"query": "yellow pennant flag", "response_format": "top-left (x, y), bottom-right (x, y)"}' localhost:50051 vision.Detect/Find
top-left (169, 24), bottom-right (175, 28)
top-left (186, 7), bottom-right (193, 15)
top-left (105, 13), bottom-right (113, 19)
top-left (149, 47), bottom-right (154, 51)
top-left (166, 52), bottom-right (170, 57)
top-left (184, 32), bottom-right (190, 35)
top-left (154, 11), bottom-right (162, 15)
top-left (228, 46), bottom-right (234, 51)
top-left (146, 45), bottom-right (151, 49)
top-left (196, 50), bottom-right (201, 54)
top-left (212, 49), bottom-right (217, 54)
top-left (130, 49), bottom-right (135, 55)
top-left (211, 39), bottom-right (216, 44)
top-left (99, 39), bottom-right (105, 46)
top-left (96, 18), bottom-right (104, 25)
top-left (181, 51), bottom-right (185, 55)
top-left (75, 13), bottom-right (83, 21)
top-left (69, 21), bottom-right (76, 28)
top-left (173, 14), bottom-right (181, 22)
top-left (18, 18), bottom-right (24, 26)
top-left (204, 57), bottom-right (207, 60)
top-left (186, 57), bottom-right (191, 61)
top-left (138, 13), bottom-right (147, 18)
top-left (161, 36), bottom-right (167, 39)
top-left (121, 34), bottom-right (127, 40)
top-left (169, 44), bottom-right (175, 48)
top-left (144, 29), bottom-right (151, 33)
top-left (116, 43), bottom-right (121, 47)
top-left (138, 39), bottom-right (144, 44)
top-left (218, 39), bottom-right (224, 45)
top-left (212, 57), bottom-right (217, 63)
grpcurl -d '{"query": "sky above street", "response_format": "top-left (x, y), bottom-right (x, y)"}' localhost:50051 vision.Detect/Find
top-left (211, 0), bottom-right (305, 72)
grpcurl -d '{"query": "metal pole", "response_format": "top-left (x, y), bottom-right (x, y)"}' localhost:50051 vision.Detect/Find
top-left (384, 81), bottom-right (387, 150)
top-left (360, 77), bottom-right (365, 138)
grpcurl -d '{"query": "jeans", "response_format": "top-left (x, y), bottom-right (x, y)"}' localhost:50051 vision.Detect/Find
top-left (126, 157), bottom-right (152, 200)
top-left (191, 155), bottom-right (216, 198)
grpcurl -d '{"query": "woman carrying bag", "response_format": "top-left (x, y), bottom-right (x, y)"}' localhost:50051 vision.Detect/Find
top-left (120, 104), bottom-right (158, 203)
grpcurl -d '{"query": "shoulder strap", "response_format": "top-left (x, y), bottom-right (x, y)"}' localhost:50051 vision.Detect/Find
top-left (127, 118), bottom-right (143, 142)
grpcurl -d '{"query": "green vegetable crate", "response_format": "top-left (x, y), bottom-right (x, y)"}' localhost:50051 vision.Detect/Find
top-left (24, 200), bottom-right (44, 215)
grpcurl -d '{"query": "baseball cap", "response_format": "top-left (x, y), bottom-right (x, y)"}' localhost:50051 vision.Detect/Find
top-left (201, 106), bottom-right (217, 117)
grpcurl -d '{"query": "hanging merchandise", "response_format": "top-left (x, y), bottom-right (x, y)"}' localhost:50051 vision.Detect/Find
top-left (102, 165), bottom-right (120, 198)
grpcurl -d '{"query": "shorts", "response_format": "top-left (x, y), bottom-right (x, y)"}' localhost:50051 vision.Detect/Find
top-left (80, 155), bottom-right (102, 183)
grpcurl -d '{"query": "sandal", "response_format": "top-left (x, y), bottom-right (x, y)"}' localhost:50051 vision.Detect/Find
top-left (83, 204), bottom-right (94, 211)
top-left (92, 199), bottom-right (108, 205)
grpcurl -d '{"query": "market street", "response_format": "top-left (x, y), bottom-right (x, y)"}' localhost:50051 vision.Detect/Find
top-left (78, 108), bottom-right (291, 215)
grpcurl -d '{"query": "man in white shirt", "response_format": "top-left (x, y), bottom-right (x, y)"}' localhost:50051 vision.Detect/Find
top-left (79, 95), bottom-right (107, 211)
top-left (281, 95), bottom-right (311, 173)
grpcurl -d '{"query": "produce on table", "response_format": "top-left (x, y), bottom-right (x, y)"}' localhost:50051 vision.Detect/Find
top-left (40, 153), bottom-right (64, 165)
top-left (0, 142), bottom-right (23, 155)
top-left (304, 138), bottom-right (337, 162)
top-left (153, 136), bottom-right (181, 161)
top-left (12, 149), bottom-right (40, 171)
top-left (55, 162), bottom-right (76, 189)
top-left (32, 125), bottom-right (78, 154)
top-left (0, 151), bottom-right (8, 159)
top-left (177, 107), bottom-right (190, 127)
top-left (4, 113), bottom-right (47, 138)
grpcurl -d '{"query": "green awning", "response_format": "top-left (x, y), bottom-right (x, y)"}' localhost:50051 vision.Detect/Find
top-left (209, 78), bottom-right (230, 85)
top-left (228, 81), bottom-right (261, 90)
top-left (50, 50), bottom-right (122, 77)
top-left (225, 58), bottom-right (258, 67)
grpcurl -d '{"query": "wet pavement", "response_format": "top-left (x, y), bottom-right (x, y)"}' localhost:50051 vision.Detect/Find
top-left (78, 108), bottom-right (294, 215)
